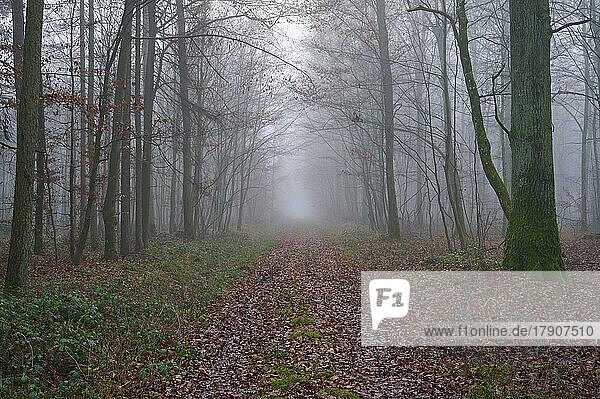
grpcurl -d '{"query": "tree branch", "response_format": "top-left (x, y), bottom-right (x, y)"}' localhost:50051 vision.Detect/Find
top-left (0, 141), bottom-right (16, 150)
top-left (552, 19), bottom-right (591, 34)
top-left (133, 32), bottom-right (314, 87)
top-left (492, 65), bottom-right (511, 137)
top-left (406, 2), bottom-right (456, 25)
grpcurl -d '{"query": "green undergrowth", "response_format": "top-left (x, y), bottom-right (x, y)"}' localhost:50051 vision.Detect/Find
top-left (326, 225), bottom-right (500, 270)
top-left (324, 225), bottom-right (386, 260)
top-left (320, 387), bottom-right (360, 399)
top-left (466, 364), bottom-right (550, 399)
top-left (0, 233), bottom-right (275, 398)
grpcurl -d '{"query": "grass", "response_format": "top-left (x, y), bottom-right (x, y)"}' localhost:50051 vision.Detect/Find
top-left (325, 224), bottom-right (501, 271)
top-left (325, 225), bottom-right (381, 260)
top-left (290, 314), bottom-right (315, 327)
top-left (0, 232), bottom-right (274, 398)
top-left (268, 365), bottom-right (335, 393)
top-left (467, 364), bottom-right (550, 399)
top-left (269, 366), bottom-right (311, 389)
top-left (263, 347), bottom-right (287, 360)
top-left (289, 327), bottom-right (322, 340)
top-left (320, 387), bottom-right (360, 399)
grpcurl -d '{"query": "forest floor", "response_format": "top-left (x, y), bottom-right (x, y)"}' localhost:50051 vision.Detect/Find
top-left (155, 227), bottom-right (599, 399)
top-left (1, 226), bottom-right (599, 398)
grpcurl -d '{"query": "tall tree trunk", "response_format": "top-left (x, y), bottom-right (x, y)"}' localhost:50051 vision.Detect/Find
top-left (134, 7), bottom-right (143, 252)
top-left (503, 0), bottom-right (563, 271)
top-left (87, 0), bottom-right (98, 251)
top-left (500, 16), bottom-right (512, 233)
top-left (103, 0), bottom-right (133, 260)
top-left (375, 0), bottom-right (400, 238)
top-left (73, 1), bottom-right (124, 264)
top-left (176, 0), bottom-right (194, 237)
top-left (455, 1), bottom-right (512, 217)
top-left (141, 0), bottom-right (156, 246)
top-left (69, 13), bottom-right (77, 259)
top-left (591, 0), bottom-right (600, 230)
top-left (5, 0), bottom-right (43, 288)
top-left (169, 136), bottom-right (178, 234)
top-left (11, 0), bottom-right (24, 100)
top-left (582, 20), bottom-right (591, 232)
top-left (34, 100), bottom-right (45, 255)
top-left (435, 10), bottom-right (468, 250)
top-left (79, 0), bottom-right (86, 227)
top-left (119, 75), bottom-right (132, 256)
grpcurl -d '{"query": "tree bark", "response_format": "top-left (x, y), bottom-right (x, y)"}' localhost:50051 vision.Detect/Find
top-left (503, 0), bottom-right (564, 271)
top-left (134, 6), bottom-right (143, 251)
top-left (435, 9), bottom-right (468, 250)
top-left (176, 0), bottom-right (194, 237)
top-left (79, 0), bottom-right (87, 228)
top-left (375, 0), bottom-right (400, 238)
top-left (103, 0), bottom-right (133, 260)
top-left (34, 101), bottom-right (45, 255)
top-left (5, 0), bottom-right (43, 288)
top-left (582, 21), bottom-right (591, 232)
top-left (11, 0), bottom-right (24, 100)
top-left (87, 0), bottom-right (99, 251)
top-left (141, 0), bottom-right (156, 246)
top-left (73, 0), bottom-right (124, 264)
top-left (455, 1), bottom-right (512, 217)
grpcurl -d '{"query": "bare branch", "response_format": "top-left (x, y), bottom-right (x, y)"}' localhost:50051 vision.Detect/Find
top-left (0, 141), bottom-right (16, 151)
top-left (406, 2), bottom-right (456, 25)
top-left (552, 19), bottom-right (591, 34)
top-left (133, 33), bottom-right (314, 87)
top-left (492, 64), bottom-right (511, 137)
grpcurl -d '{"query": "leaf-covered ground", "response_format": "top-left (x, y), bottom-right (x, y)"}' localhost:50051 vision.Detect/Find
top-left (2, 228), bottom-right (599, 398)
top-left (0, 233), bottom-right (275, 398)
top-left (157, 229), bottom-right (600, 398)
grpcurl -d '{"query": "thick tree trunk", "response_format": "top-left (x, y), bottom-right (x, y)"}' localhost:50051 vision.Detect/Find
top-left (375, 0), bottom-right (400, 238)
top-left (5, 0), bottom-right (43, 288)
top-left (11, 0), bottom-right (24, 100)
top-left (503, 0), bottom-right (563, 271)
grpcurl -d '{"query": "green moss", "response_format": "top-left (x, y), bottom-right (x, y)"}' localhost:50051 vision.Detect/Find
top-left (269, 366), bottom-right (310, 389)
top-left (289, 327), bottom-right (322, 340)
top-left (504, 219), bottom-right (564, 271)
top-left (313, 369), bottom-right (333, 379)
top-left (263, 347), bottom-right (287, 360)
top-left (291, 315), bottom-right (315, 327)
top-left (320, 387), bottom-right (360, 399)
top-left (467, 364), bottom-right (550, 399)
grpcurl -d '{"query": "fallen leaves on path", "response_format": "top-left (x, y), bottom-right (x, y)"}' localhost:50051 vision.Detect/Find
top-left (158, 232), bottom-right (600, 398)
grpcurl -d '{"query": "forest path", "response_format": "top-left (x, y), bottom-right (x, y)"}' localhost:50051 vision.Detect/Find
top-left (162, 232), bottom-right (465, 398)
